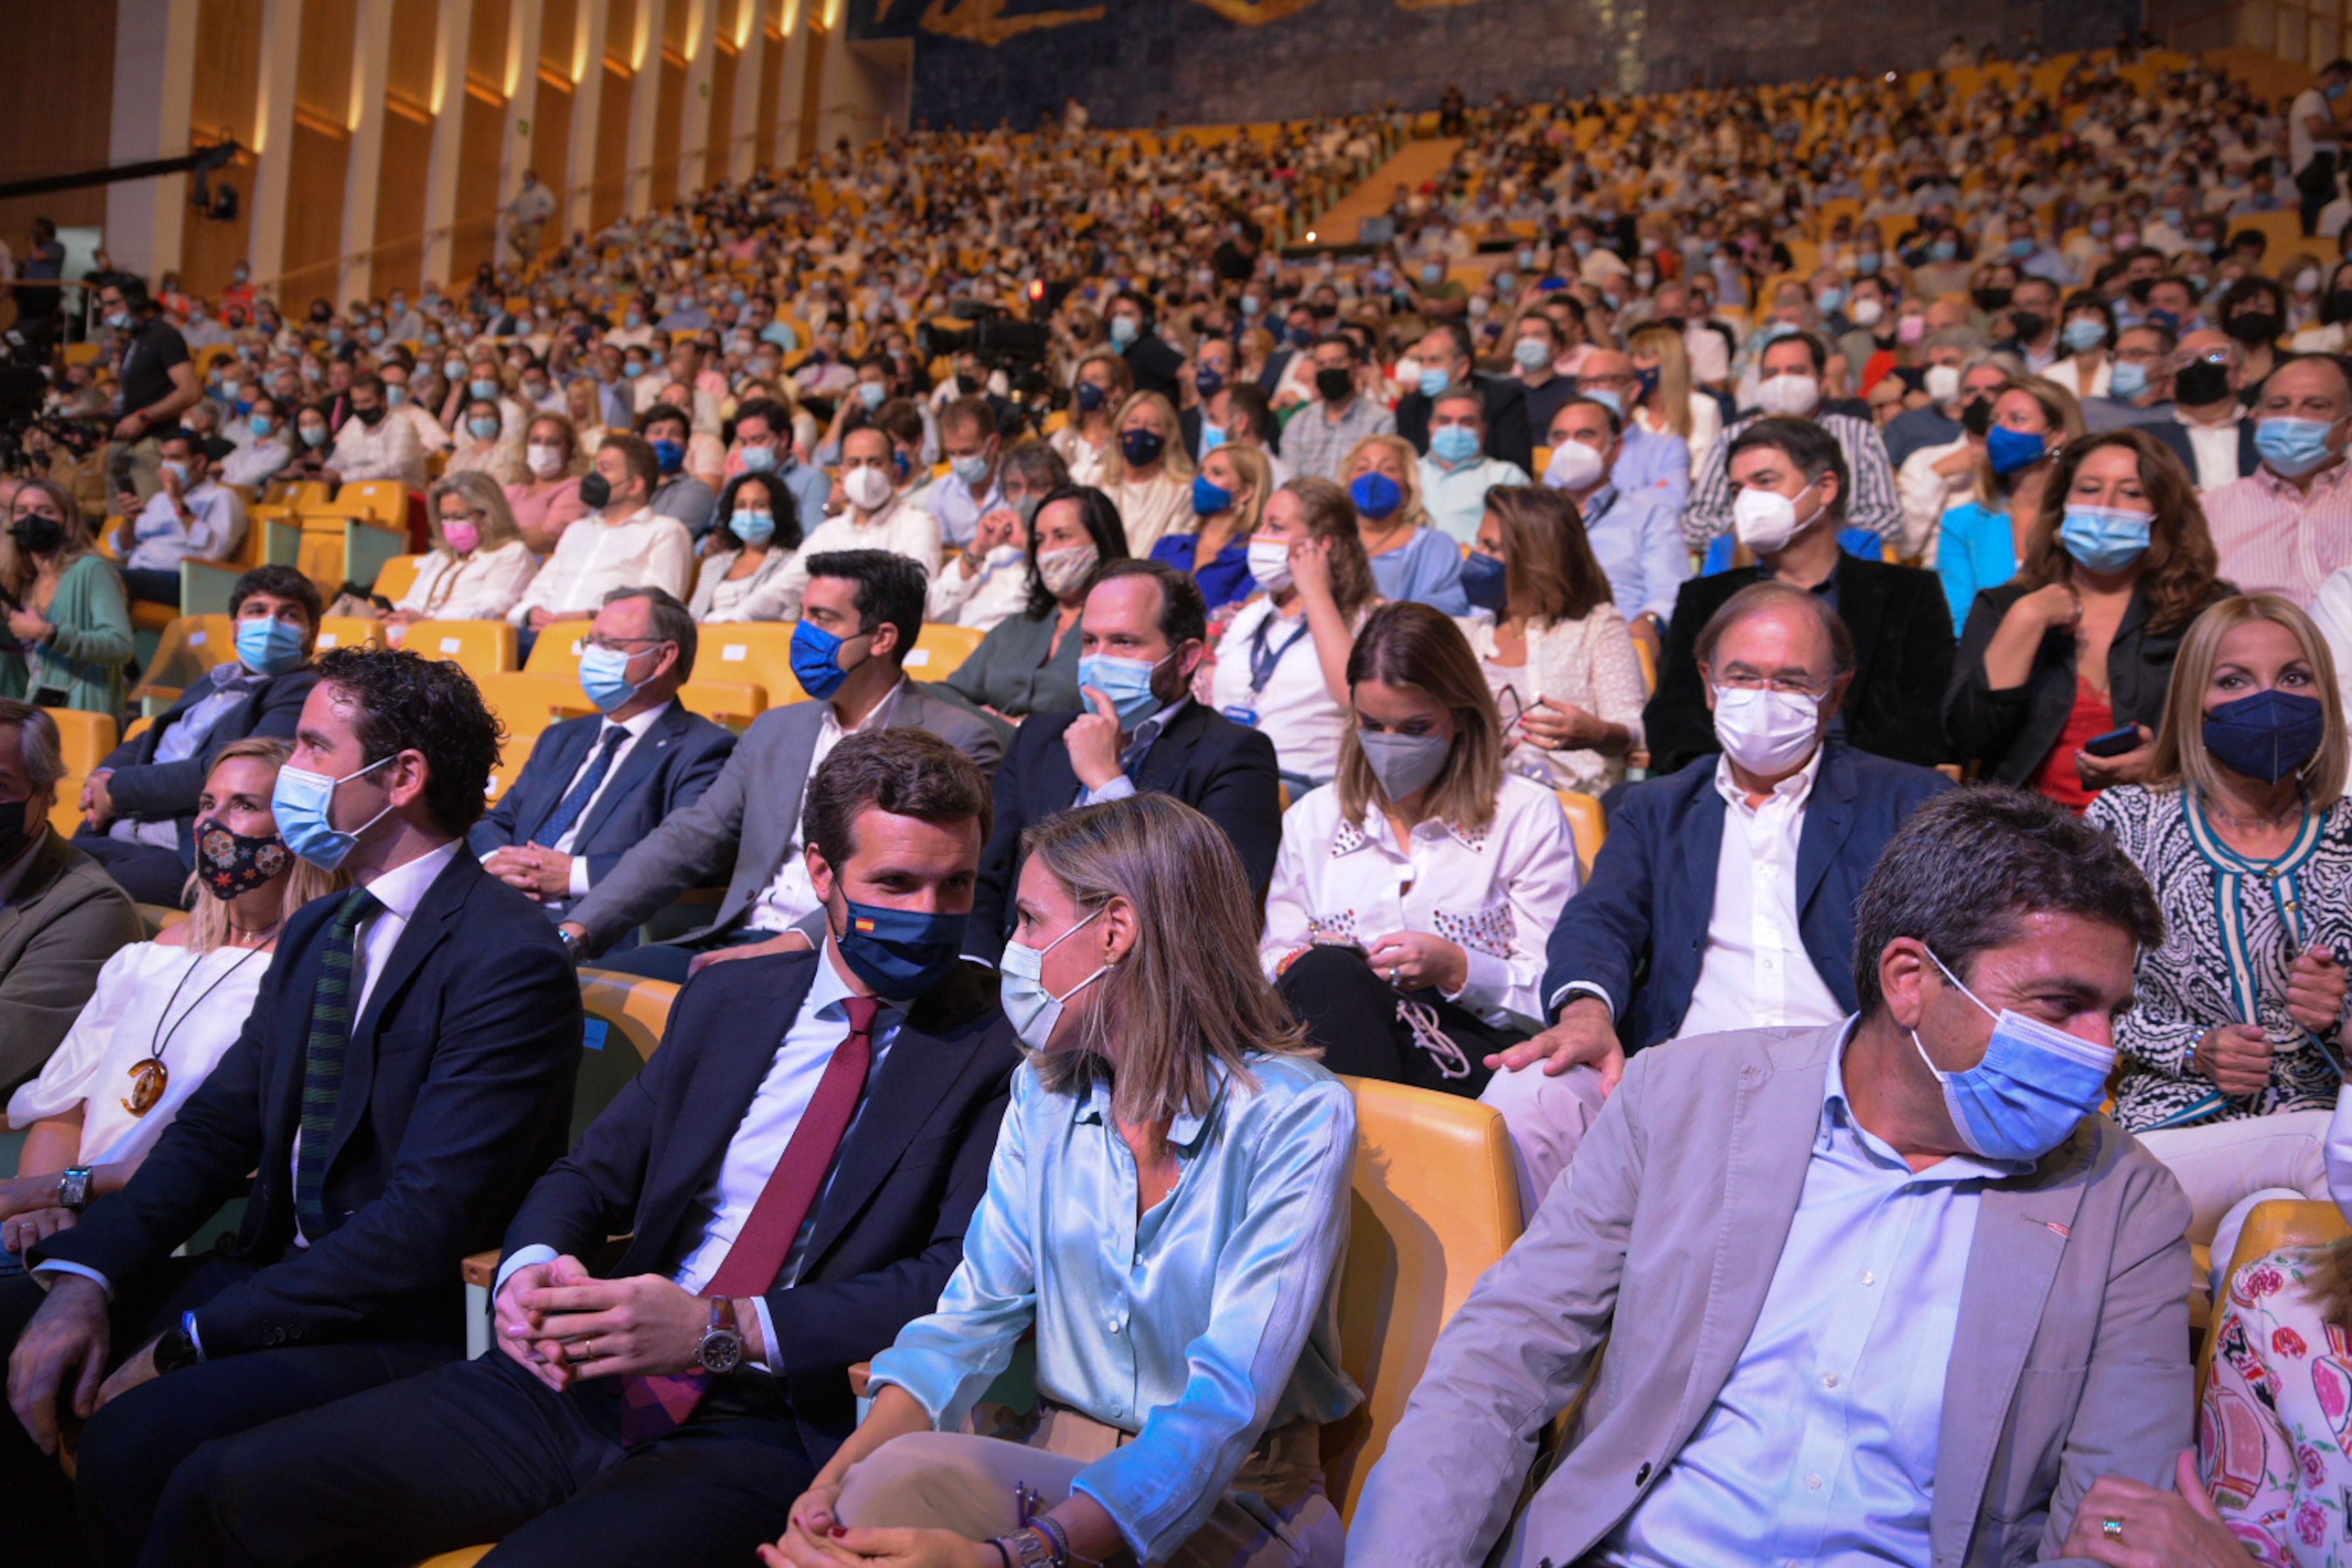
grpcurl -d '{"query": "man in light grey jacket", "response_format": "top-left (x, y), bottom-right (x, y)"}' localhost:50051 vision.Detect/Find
top-left (557, 551), bottom-right (1001, 982)
top-left (1350, 786), bottom-right (2242, 1568)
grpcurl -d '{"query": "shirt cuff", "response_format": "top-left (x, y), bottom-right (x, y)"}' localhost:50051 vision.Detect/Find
top-left (1546, 980), bottom-right (1616, 1021)
top-left (1452, 948), bottom-right (1511, 1016)
top-left (1080, 774), bottom-right (1137, 805)
top-left (32, 1260), bottom-right (113, 1300)
top-left (567, 855), bottom-right (591, 896)
top-left (493, 1243), bottom-right (560, 1298)
top-left (750, 1296), bottom-right (781, 1375)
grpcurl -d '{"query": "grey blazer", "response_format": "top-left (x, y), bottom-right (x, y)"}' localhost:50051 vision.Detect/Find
top-left (0, 829), bottom-right (145, 1090)
top-left (1347, 1021), bottom-right (2194, 1568)
top-left (566, 683), bottom-right (1004, 954)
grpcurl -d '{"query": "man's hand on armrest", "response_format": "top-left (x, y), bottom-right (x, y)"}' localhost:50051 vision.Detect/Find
top-left (1488, 995), bottom-right (1625, 1094)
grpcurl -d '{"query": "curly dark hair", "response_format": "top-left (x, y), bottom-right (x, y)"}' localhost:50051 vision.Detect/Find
top-left (314, 646), bottom-right (505, 836)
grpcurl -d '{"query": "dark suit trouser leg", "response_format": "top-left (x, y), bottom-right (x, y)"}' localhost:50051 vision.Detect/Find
top-left (71, 835), bottom-right (191, 907)
top-left (169, 1351), bottom-right (815, 1568)
top-left (1277, 943), bottom-right (1501, 1097)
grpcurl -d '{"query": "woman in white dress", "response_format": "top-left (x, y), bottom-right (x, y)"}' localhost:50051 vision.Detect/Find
top-left (386, 472), bottom-right (540, 629)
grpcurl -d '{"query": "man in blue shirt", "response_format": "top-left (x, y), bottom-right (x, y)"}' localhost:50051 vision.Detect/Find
top-left (1541, 396), bottom-right (1685, 645)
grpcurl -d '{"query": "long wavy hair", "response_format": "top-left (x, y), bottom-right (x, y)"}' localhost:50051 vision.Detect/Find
top-left (2146, 593), bottom-right (2349, 804)
top-left (1336, 602), bottom-right (1507, 835)
top-left (1276, 476), bottom-right (1379, 623)
top-left (2017, 427), bottom-right (2224, 634)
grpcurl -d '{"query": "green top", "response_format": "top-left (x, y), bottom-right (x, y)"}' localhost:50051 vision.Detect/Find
top-left (0, 553), bottom-right (134, 717)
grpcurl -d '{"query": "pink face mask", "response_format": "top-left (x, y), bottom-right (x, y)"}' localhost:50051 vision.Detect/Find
top-left (442, 521), bottom-right (481, 554)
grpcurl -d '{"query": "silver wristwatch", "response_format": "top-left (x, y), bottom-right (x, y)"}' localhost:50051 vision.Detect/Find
top-left (695, 1298), bottom-right (745, 1375)
top-left (55, 1167), bottom-right (94, 1213)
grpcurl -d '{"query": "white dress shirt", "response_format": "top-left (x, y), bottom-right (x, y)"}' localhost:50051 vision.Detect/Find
top-left (221, 436), bottom-right (293, 491)
top-left (125, 479), bottom-right (240, 572)
top-left (745, 500), bottom-right (944, 622)
top-left (748, 682), bottom-right (907, 932)
top-left (1260, 774), bottom-right (1582, 1026)
top-left (544, 702), bottom-right (673, 895)
top-left (1675, 749), bottom-right (1846, 1038)
top-left (499, 938), bottom-right (899, 1372)
top-left (2175, 411), bottom-right (2244, 494)
top-left (329, 409), bottom-right (426, 489)
top-left (510, 506), bottom-right (694, 624)
top-left (394, 540), bottom-right (540, 622)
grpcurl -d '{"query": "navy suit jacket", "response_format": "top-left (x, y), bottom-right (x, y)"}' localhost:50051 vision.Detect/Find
top-left (35, 850), bottom-right (582, 1356)
top-left (469, 703), bottom-right (737, 890)
top-left (968, 701), bottom-right (1281, 964)
top-left (92, 666), bottom-right (319, 862)
top-left (1538, 746), bottom-right (1954, 1053)
top-left (500, 950), bottom-right (1020, 1460)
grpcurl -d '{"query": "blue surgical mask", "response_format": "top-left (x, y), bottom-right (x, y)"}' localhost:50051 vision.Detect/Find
top-left (998, 908), bottom-right (1108, 1052)
top-left (741, 444), bottom-right (779, 472)
top-left (1461, 550), bottom-right (1508, 614)
top-left (2062, 318), bottom-right (2107, 353)
top-left (790, 617), bottom-right (866, 700)
top-left (858, 381), bottom-right (887, 410)
top-left (2058, 504), bottom-right (2152, 573)
top-left (1910, 947), bottom-right (2117, 1164)
top-left (1512, 337), bottom-right (1553, 370)
top-left (1417, 366), bottom-right (1450, 399)
top-left (470, 378), bottom-right (499, 401)
top-left (1350, 471), bottom-right (1403, 520)
top-left (468, 416), bottom-right (500, 441)
top-left (249, 415), bottom-right (275, 437)
top-left (1928, 239), bottom-right (1957, 264)
top-left (236, 616), bottom-right (308, 676)
top-left (950, 454), bottom-right (992, 487)
top-left (1816, 286), bottom-right (1845, 314)
top-left (2255, 416), bottom-right (2340, 478)
top-left (1109, 316), bottom-right (1140, 347)
top-left (1077, 651), bottom-right (1170, 730)
top-left (1190, 474), bottom-right (1234, 516)
top-left (729, 508), bottom-right (776, 546)
top-left (829, 893), bottom-right (968, 998)
top-left (1430, 425), bottom-right (1481, 465)
top-left (2108, 360), bottom-right (2149, 401)
top-left (2203, 689), bottom-right (2327, 784)
top-left (1200, 423), bottom-right (1227, 455)
top-left (270, 754), bottom-right (397, 872)
top-left (651, 438), bottom-right (685, 475)
top-left (1984, 423), bottom-right (2047, 475)
top-left (577, 644), bottom-right (643, 714)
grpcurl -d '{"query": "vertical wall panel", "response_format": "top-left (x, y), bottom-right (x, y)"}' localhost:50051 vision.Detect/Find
top-left (374, 110), bottom-right (435, 295)
top-left (757, 5), bottom-right (788, 171)
top-left (710, 45), bottom-right (740, 178)
top-left (184, 0), bottom-right (265, 297)
top-left (285, 122), bottom-right (351, 306)
top-left (652, 54), bottom-right (685, 208)
top-left (452, 82), bottom-right (507, 280)
top-left (594, 61), bottom-right (635, 230)
top-left (534, 82), bottom-right (577, 220)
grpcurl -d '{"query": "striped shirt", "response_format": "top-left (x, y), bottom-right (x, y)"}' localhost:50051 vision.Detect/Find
top-left (1683, 411), bottom-right (1904, 549)
top-left (2201, 459), bottom-right (2352, 609)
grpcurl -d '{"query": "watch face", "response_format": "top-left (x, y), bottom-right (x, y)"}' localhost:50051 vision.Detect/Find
top-left (697, 1329), bottom-right (745, 1376)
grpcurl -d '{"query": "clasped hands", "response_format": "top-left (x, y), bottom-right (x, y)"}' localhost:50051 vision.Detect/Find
top-left (494, 1255), bottom-right (752, 1389)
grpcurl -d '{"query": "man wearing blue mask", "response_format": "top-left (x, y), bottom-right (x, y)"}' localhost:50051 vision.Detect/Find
top-left (1508, 314), bottom-right (1578, 439)
top-left (76, 566), bottom-right (321, 905)
top-left (6, 647), bottom-right (581, 1567)
top-left (966, 560), bottom-right (1279, 965)
top-left (1356, 785), bottom-right (2218, 1568)
top-left (1393, 320), bottom-right (1535, 474)
top-left (2204, 355), bottom-right (2352, 607)
top-left (906, 397), bottom-right (1004, 550)
top-left (113, 428), bottom-right (243, 609)
top-left (639, 403), bottom-right (718, 537)
top-left (472, 587), bottom-right (734, 924)
top-left (1416, 385), bottom-right (1531, 544)
top-left (558, 552), bottom-right (999, 982)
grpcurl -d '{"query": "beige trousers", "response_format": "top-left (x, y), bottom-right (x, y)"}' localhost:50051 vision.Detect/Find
top-left (835, 1405), bottom-right (1341, 1568)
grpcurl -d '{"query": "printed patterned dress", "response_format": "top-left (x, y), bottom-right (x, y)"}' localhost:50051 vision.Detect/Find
top-left (2205, 1246), bottom-right (2352, 1564)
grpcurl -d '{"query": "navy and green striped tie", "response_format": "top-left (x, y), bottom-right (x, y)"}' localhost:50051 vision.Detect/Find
top-left (296, 887), bottom-right (383, 1232)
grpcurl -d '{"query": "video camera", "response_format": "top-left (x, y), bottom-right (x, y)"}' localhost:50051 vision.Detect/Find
top-left (918, 301), bottom-right (1064, 436)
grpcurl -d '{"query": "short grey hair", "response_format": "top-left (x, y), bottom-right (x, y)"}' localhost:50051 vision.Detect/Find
top-left (1694, 580), bottom-right (1857, 680)
top-left (601, 585), bottom-right (697, 681)
top-left (1431, 382), bottom-right (1486, 420)
top-left (1926, 326), bottom-right (1989, 355)
top-left (0, 698), bottom-right (65, 790)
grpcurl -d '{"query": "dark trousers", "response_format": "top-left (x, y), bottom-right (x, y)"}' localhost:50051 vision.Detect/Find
top-left (74, 832), bottom-right (191, 907)
top-left (2300, 150), bottom-right (2340, 235)
top-left (0, 1257), bottom-right (448, 1568)
top-left (163, 1350), bottom-right (818, 1568)
top-left (120, 567), bottom-right (183, 609)
top-left (589, 926), bottom-right (766, 983)
top-left (1276, 942), bottom-right (1522, 1098)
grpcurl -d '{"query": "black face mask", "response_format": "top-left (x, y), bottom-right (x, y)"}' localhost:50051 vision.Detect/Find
top-left (0, 798), bottom-right (27, 869)
top-left (353, 403), bottom-right (386, 426)
top-left (2329, 289), bottom-right (2352, 325)
top-left (9, 515), bottom-right (63, 555)
top-left (578, 472), bottom-right (613, 509)
top-left (2126, 276), bottom-right (2159, 305)
top-left (1959, 396), bottom-right (1994, 436)
top-left (195, 817), bottom-right (290, 901)
top-left (2174, 358), bottom-right (2233, 407)
top-left (1972, 286), bottom-right (2013, 313)
top-left (1314, 366), bottom-right (1356, 403)
top-left (2226, 312), bottom-right (2281, 346)
top-left (2007, 311), bottom-right (2048, 344)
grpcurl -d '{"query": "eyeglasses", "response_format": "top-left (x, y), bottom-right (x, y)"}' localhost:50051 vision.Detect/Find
top-left (583, 634), bottom-right (666, 653)
top-left (1715, 672), bottom-right (1833, 697)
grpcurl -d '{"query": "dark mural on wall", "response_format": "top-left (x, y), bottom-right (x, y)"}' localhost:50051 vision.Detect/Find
top-left (850, 0), bottom-right (2143, 130)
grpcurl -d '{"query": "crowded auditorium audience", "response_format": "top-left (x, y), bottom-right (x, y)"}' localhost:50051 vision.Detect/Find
top-left (10, 34), bottom-right (2352, 1567)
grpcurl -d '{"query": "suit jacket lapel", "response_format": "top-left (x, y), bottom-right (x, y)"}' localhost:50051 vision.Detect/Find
top-left (517, 722), bottom-right (593, 846)
top-left (1930, 1148), bottom-right (2087, 1561)
top-left (333, 855), bottom-right (473, 1160)
top-left (1135, 703), bottom-right (1207, 793)
top-left (1797, 747), bottom-right (1859, 912)
top-left (578, 706), bottom-right (684, 846)
top-left (796, 1012), bottom-right (969, 1270)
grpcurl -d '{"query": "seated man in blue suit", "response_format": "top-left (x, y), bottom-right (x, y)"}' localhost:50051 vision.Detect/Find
top-left (76, 564), bottom-right (323, 905)
top-left (1478, 581), bottom-right (1954, 1204)
top-left (0, 647), bottom-right (584, 1568)
top-left (472, 586), bottom-right (735, 927)
top-left (170, 729), bottom-right (1023, 1568)
top-left (966, 559), bottom-right (1280, 964)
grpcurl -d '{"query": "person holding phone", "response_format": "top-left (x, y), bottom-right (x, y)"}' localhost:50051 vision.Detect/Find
top-left (2086, 594), bottom-right (2352, 1293)
top-left (1946, 428), bottom-right (2235, 811)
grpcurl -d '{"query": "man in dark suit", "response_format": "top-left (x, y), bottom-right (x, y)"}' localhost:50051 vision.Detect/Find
top-left (558, 551), bottom-right (1003, 982)
top-left (1479, 582), bottom-right (1954, 1204)
top-left (1, 648), bottom-right (583, 1568)
top-left (1645, 417), bottom-right (1955, 773)
top-left (1392, 320), bottom-right (1536, 473)
top-left (76, 565), bottom-right (323, 904)
top-left (472, 586), bottom-right (735, 926)
top-left (169, 729), bottom-right (1022, 1568)
top-left (968, 560), bottom-right (1279, 964)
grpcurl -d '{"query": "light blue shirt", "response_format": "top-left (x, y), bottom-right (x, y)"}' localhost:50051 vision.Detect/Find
top-left (867, 1053), bottom-right (1362, 1564)
top-left (1600, 1023), bottom-right (2019, 1568)
top-left (1578, 483), bottom-right (1688, 625)
top-left (1417, 454), bottom-right (1532, 544)
top-left (1612, 423), bottom-right (1693, 518)
top-left (1935, 499), bottom-right (2017, 629)
top-left (1367, 526), bottom-right (1470, 614)
top-left (922, 470), bottom-right (1003, 550)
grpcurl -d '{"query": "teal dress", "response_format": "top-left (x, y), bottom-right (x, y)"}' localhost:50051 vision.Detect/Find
top-left (1936, 500), bottom-right (2017, 627)
top-left (0, 554), bottom-right (134, 717)
top-left (943, 607), bottom-right (1082, 717)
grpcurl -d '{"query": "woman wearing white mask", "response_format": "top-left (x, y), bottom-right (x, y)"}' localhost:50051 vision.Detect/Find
top-left (504, 413), bottom-right (591, 555)
top-left (1207, 477), bottom-right (1383, 790)
top-left (1947, 428), bottom-right (2234, 810)
top-left (691, 473), bottom-right (800, 622)
top-left (774, 793), bottom-right (1359, 1568)
top-left (943, 486), bottom-right (1130, 719)
top-left (1264, 602), bottom-right (1580, 1110)
top-left (2289, 259), bottom-right (2352, 353)
top-left (387, 473), bottom-right (537, 628)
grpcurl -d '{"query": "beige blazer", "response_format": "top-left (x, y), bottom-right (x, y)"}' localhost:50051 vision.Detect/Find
top-left (1347, 1019), bottom-right (2194, 1568)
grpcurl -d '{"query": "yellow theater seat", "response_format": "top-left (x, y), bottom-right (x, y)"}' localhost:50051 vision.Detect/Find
top-left (1634, 636), bottom-right (1657, 696)
top-left (47, 709), bottom-right (120, 836)
top-left (905, 623), bottom-right (985, 682)
top-left (1555, 789), bottom-right (1606, 876)
top-left (311, 616), bottom-right (384, 654)
top-left (374, 553), bottom-right (428, 606)
top-left (697, 622), bottom-right (808, 708)
top-left (677, 678), bottom-right (766, 730)
top-left (521, 622), bottom-right (596, 679)
top-left (399, 619), bottom-right (518, 675)
top-left (131, 614), bottom-right (238, 709)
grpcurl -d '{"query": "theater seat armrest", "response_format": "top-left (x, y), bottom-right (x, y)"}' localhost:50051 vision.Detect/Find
top-left (461, 1249), bottom-right (501, 1289)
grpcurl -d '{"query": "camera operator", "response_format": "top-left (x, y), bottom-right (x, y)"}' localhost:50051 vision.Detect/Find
top-left (98, 277), bottom-right (200, 505)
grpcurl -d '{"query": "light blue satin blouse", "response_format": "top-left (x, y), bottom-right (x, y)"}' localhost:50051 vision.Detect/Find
top-left (865, 1052), bottom-right (1361, 1564)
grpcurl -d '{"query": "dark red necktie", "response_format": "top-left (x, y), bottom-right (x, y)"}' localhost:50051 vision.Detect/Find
top-left (620, 994), bottom-right (882, 1446)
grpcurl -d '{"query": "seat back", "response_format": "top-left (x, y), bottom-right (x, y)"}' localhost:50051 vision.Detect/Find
top-left (905, 622), bottom-right (986, 682)
top-left (312, 616), bottom-right (385, 654)
top-left (521, 622), bottom-right (595, 678)
top-left (677, 678), bottom-right (767, 729)
top-left (131, 613), bottom-right (238, 708)
top-left (48, 709), bottom-right (120, 837)
top-left (1325, 1076), bottom-right (1524, 1519)
top-left (335, 478), bottom-right (409, 529)
top-left (401, 618), bottom-right (519, 675)
top-left (696, 621), bottom-right (808, 706)
top-left (474, 673), bottom-right (594, 798)
top-left (1555, 790), bottom-right (1607, 877)
top-left (2195, 1199), bottom-right (2352, 1398)
top-left (574, 969), bottom-right (678, 1144)
top-left (374, 552), bottom-right (429, 606)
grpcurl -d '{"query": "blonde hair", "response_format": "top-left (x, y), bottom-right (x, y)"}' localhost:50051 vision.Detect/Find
top-left (426, 470), bottom-right (523, 554)
top-left (1628, 324), bottom-right (1695, 441)
top-left (0, 478), bottom-right (95, 597)
top-left (2145, 593), bottom-right (2349, 804)
top-left (1205, 444), bottom-right (1273, 535)
top-left (522, 410), bottom-right (590, 478)
top-left (1101, 391), bottom-right (1196, 485)
top-left (1971, 375), bottom-right (2085, 508)
top-left (1341, 433), bottom-right (1434, 534)
top-left (1021, 794), bottom-right (1312, 1127)
top-left (182, 738), bottom-right (348, 954)
top-left (1337, 602), bottom-right (1507, 835)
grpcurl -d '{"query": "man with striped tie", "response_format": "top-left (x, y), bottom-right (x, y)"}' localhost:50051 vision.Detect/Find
top-left (166, 729), bottom-right (1023, 1568)
top-left (0, 647), bottom-right (583, 1568)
